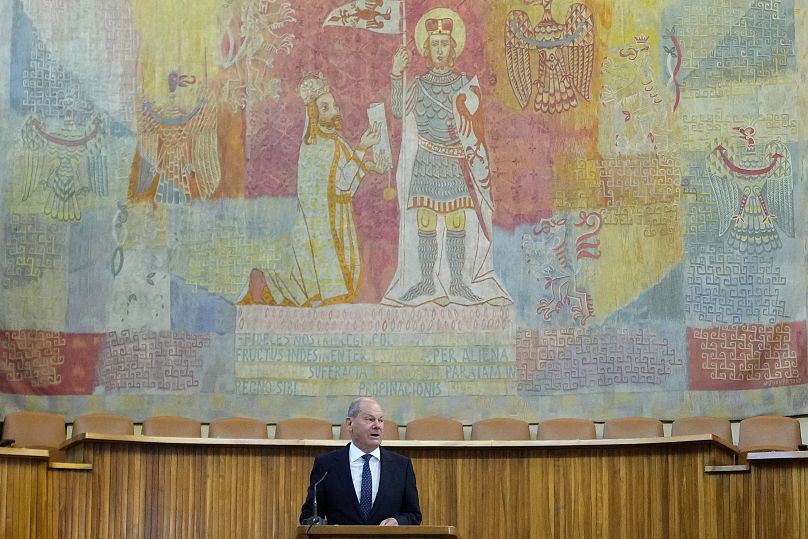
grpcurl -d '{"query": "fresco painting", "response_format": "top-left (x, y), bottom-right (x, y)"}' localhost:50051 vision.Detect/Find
top-left (1, 0), bottom-right (807, 424)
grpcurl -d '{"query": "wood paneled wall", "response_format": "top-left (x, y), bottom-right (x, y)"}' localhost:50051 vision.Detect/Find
top-left (744, 453), bottom-right (808, 538)
top-left (0, 448), bottom-right (51, 539)
top-left (58, 443), bottom-right (316, 538)
top-left (8, 436), bottom-right (808, 538)
top-left (403, 442), bottom-right (736, 539)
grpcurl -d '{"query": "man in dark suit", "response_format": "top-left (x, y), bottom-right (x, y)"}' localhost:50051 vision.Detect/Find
top-left (299, 397), bottom-right (421, 526)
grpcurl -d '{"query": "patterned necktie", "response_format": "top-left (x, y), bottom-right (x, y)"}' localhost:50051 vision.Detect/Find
top-left (359, 453), bottom-right (373, 520)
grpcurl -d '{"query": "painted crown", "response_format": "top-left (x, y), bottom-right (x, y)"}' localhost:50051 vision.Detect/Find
top-left (426, 18), bottom-right (453, 35)
top-left (298, 73), bottom-right (331, 104)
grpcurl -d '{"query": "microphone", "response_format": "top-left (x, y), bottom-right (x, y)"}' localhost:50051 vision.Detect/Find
top-left (303, 471), bottom-right (329, 525)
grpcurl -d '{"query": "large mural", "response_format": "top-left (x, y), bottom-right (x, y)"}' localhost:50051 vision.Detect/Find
top-left (1, 0), bottom-right (807, 425)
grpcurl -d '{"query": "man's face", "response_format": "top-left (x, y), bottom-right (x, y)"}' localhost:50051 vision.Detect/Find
top-left (316, 92), bottom-right (343, 132)
top-left (429, 34), bottom-right (452, 69)
top-left (347, 400), bottom-right (385, 453)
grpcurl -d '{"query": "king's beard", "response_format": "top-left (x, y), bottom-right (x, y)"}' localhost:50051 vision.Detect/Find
top-left (318, 113), bottom-right (343, 133)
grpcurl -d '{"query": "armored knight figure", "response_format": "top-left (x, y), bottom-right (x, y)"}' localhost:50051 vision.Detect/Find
top-left (383, 9), bottom-right (511, 307)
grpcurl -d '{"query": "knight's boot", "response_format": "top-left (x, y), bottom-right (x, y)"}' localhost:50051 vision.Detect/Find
top-left (399, 230), bottom-right (437, 301)
top-left (447, 229), bottom-right (481, 302)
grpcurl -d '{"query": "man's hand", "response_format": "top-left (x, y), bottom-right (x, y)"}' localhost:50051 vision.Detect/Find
top-left (358, 121), bottom-right (382, 151)
top-left (392, 45), bottom-right (410, 77)
top-left (365, 150), bottom-right (391, 174)
top-left (379, 517), bottom-right (399, 526)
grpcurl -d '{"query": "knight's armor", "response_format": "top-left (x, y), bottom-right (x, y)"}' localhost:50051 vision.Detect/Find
top-left (392, 70), bottom-right (472, 213)
top-left (392, 69), bottom-right (481, 302)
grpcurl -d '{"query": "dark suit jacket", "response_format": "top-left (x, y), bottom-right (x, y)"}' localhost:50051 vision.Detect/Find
top-left (299, 444), bottom-right (421, 525)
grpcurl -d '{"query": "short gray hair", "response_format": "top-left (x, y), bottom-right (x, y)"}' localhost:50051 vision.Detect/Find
top-left (347, 397), bottom-right (376, 418)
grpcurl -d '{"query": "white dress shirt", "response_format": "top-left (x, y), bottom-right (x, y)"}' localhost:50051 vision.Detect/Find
top-left (349, 442), bottom-right (381, 505)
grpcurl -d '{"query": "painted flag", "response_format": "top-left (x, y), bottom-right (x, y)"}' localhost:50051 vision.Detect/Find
top-left (323, 0), bottom-right (404, 35)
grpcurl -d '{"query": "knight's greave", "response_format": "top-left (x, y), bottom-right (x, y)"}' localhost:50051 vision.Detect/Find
top-left (446, 229), bottom-right (481, 302)
top-left (446, 229), bottom-right (466, 282)
top-left (399, 229), bottom-right (437, 301)
top-left (419, 229), bottom-right (438, 281)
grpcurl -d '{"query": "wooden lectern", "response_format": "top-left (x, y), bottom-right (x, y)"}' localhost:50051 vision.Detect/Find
top-left (294, 525), bottom-right (458, 539)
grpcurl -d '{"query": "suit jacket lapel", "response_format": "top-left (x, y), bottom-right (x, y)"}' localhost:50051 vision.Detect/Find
top-left (370, 447), bottom-right (390, 521)
top-left (336, 444), bottom-right (363, 520)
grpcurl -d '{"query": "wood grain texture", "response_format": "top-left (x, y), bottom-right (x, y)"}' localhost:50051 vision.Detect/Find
top-left (13, 435), bottom-right (808, 538)
top-left (0, 448), bottom-right (51, 539)
top-left (402, 442), bottom-right (737, 539)
top-left (743, 454), bottom-right (808, 538)
top-left (294, 525), bottom-right (458, 538)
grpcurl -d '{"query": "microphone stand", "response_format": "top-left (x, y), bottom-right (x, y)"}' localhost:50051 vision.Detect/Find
top-left (303, 471), bottom-right (329, 527)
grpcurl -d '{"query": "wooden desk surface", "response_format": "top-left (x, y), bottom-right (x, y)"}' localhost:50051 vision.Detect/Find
top-left (0, 447), bottom-right (50, 459)
top-left (745, 450), bottom-right (808, 461)
top-left (294, 525), bottom-right (458, 538)
top-left (61, 431), bottom-right (737, 453)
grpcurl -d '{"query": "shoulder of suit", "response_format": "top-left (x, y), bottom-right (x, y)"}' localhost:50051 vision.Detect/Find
top-left (380, 447), bottom-right (409, 461)
top-left (317, 444), bottom-right (350, 461)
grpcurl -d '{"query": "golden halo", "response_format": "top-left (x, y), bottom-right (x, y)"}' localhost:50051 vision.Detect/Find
top-left (414, 7), bottom-right (466, 58)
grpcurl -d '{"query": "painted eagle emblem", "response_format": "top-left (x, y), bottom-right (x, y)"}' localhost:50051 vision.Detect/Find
top-left (130, 71), bottom-right (222, 205)
top-left (21, 113), bottom-right (108, 222)
top-left (706, 132), bottom-right (794, 254)
top-left (505, 0), bottom-right (595, 113)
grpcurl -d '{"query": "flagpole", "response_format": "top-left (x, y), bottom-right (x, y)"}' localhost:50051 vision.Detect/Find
top-left (401, 0), bottom-right (407, 48)
top-left (393, 0), bottom-right (407, 198)
top-left (402, 0), bottom-right (407, 104)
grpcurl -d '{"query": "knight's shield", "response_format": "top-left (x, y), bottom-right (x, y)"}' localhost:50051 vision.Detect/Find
top-left (452, 76), bottom-right (492, 211)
